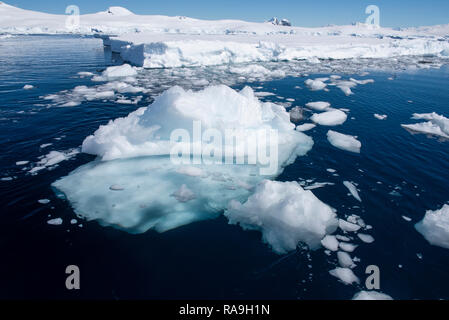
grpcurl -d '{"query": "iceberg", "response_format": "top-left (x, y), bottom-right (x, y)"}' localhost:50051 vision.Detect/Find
top-left (225, 180), bottom-right (338, 254)
top-left (415, 204), bottom-right (449, 249)
top-left (53, 85), bottom-right (314, 235)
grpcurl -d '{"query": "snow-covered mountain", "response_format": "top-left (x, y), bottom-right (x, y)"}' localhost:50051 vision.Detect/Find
top-left (1, 1), bottom-right (447, 37)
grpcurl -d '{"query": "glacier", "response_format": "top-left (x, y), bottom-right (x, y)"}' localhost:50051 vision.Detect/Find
top-left (1, 2), bottom-right (449, 69)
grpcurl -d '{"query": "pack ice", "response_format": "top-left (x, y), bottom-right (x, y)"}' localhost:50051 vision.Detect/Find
top-left (53, 85), bottom-right (315, 236)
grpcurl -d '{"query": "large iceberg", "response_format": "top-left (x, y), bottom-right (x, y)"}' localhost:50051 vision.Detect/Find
top-left (53, 85), bottom-right (314, 234)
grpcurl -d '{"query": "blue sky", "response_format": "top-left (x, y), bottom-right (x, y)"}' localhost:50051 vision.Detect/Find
top-left (5, 0), bottom-right (449, 27)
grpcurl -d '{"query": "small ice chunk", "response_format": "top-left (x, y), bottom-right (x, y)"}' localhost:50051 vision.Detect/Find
top-left (225, 180), bottom-right (338, 254)
top-left (401, 112), bottom-right (449, 139)
top-left (16, 161), bottom-right (29, 166)
top-left (327, 130), bottom-right (361, 153)
top-left (296, 123), bottom-right (316, 132)
top-left (101, 64), bottom-right (137, 79)
top-left (289, 106), bottom-right (304, 122)
top-left (254, 91), bottom-right (275, 97)
top-left (358, 233), bottom-right (375, 243)
top-left (353, 291), bottom-right (393, 300)
top-left (329, 267), bottom-right (359, 285)
top-left (343, 181), bottom-right (362, 202)
top-left (327, 169), bottom-right (337, 173)
top-left (306, 101), bottom-right (331, 111)
top-left (321, 235), bottom-right (339, 251)
top-left (38, 199), bottom-right (51, 204)
top-left (109, 184), bottom-right (124, 191)
top-left (402, 215), bottom-right (412, 222)
top-left (339, 242), bottom-right (358, 252)
top-left (47, 218), bottom-right (63, 225)
top-left (23, 85), bottom-right (34, 90)
top-left (311, 110), bottom-right (347, 126)
top-left (415, 204), bottom-right (449, 249)
top-left (339, 219), bottom-right (361, 232)
top-left (337, 251), bottom-right (355, 268)
top-left (171, 184), bottom-right (196, 203)
top-left (374, 114), bottom-right (388, 120)
top-left (305, 79), bottom-right (327, 91)
top-left (70, 219), bottom-right (78, 224)
top-left (336, 235), bottom-right (351, 242)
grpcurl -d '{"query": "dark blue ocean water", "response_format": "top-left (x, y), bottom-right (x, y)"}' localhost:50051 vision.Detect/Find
top-left (0, 35), bottom-right (448, 299)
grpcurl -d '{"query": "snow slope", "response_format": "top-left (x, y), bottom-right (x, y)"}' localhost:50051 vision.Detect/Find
top-left (1, 2), bottom-right (449, 68)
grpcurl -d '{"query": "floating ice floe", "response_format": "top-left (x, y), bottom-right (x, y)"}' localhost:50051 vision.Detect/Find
top-left (311, 110), bottom-right (347, 126)
top-left (47, 218), bottom-right (63, 225)
top-left (358, 233), bottom-right (375, 243)
top-left (23, 84), bottom-right (34, 90)
top-left (374, 114), bottom-right (387, 120)
top-left (339, 219), bottom-right (361, 232)
top-left (38, 199), bottom-right (50, 204)
top-left (296, 123), bottom-right (316, 132)
top-left (321, 235), bottom-right (339, 251)
top-left (337, 251), bottom-right (355, 268)
top-left (304, 182), bottom-right (335, 190)
top-left (339, 242), bottom-right (358, 252)
top-left (327, 130), bottom-right (361, 153)
top-left (401, 112), bottom-right (449, 139)
top-left (29, 148), bottom-right (80, 174)
top-left (343, 181), bottom-right (362, 202)
top-left (305, 101), bottom-right (331, 111)
top-left (305, 79), bottom-right (327, 91)
top-left (415, 204), bottom-right (449, 249)
top-left (329, 267), bottom-right (360, 285)
top-left (53, 85), bottom-right (314, 237)
top-left (352, 291), bottom-right (393, 300)
top-left (225, 180), bottom-right (338, 254)
top-left (93, 64), bottom-right (138, 81)
top-left (16, 161), bottom-right (29, 166)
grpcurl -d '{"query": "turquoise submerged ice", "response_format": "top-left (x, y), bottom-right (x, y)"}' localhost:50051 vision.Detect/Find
top-left (52, 85), bottom-right (314, 233)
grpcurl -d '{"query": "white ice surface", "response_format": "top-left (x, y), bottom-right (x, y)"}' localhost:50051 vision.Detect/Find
top-left (305, 101), bottom-right (331, 111)
top-left (352, 291), bottom-right (393, 300)
top-left (343, 181), bottom-right (362, 202)
top-left (415, 204), bottom-right (449, 249)
top-left (311, 110), bottom-right (347, 126)
top-left (296, 123), bottom-right (316, 132)
top-left (225, 180), bottom-right (338, 254)
top-left (402, 112), bottom-right (449, 139)
top-left (329, 267), bottom-right (360, 285)
top-left (327, 130), bottom-right (361, 153)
